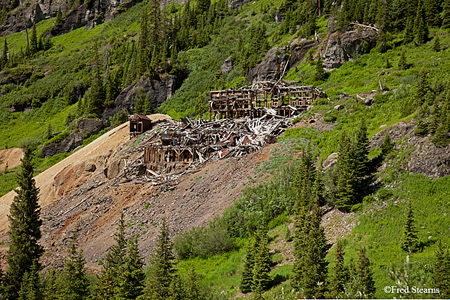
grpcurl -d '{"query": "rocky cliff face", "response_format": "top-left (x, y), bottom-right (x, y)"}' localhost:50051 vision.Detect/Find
top-left (322, 29), bottom-right (377, 70)
top-left (247, 38), bottom-right (316, 83)
top-left (41, 118), bottom-right (104, 158)
top-left (101, 72), bottom-right (187, 126)
top-left (0, 0), bottom-right (141, 37)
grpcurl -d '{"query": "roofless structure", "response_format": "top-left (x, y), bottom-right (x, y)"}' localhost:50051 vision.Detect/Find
top-left (209, 81), bottom-right (326, 119)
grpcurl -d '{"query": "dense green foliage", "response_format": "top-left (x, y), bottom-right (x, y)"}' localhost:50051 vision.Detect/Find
top-left (1, 0), bottom-right (450, 297)
top-left (5, 147), bottom-right (43, 299)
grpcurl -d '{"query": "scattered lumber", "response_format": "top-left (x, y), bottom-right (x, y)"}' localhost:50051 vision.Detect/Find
top-left (120, 115), bottom-right (294, 185)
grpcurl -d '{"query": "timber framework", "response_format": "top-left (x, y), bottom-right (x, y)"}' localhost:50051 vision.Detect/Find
top-left (209, 81), bottom-right (326, 119)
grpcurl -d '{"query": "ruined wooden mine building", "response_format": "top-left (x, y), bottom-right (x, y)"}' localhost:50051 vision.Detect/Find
top-left (209, 82), bottom-right (326, 119)
top-left (129, 114), bottom-right (152, 136)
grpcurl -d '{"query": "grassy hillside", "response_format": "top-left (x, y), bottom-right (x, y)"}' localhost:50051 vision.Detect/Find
top-left (0, 0), bottom-right (449, 298)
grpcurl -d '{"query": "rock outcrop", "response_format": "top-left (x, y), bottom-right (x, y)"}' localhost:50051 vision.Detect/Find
top-left (0, 0), bottom-right (141, 37)
top-left (0, 4), bottom-right (45, 37)
top-left (41, 118), bottom-right (104, 158)
top-left (322, 30), bottom-right (377, 70)
top-left (370, 122), bottom-right (450, 179)
top-left (247, 38), bottom-right (316, 83)
top-left (101, 72), bottom-right (187, 126)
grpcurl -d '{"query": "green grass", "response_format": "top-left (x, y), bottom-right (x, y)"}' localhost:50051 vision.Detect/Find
top-left (329, 174), bottom-right (450, 298)
top-left (177, 240), bottom-right (247, 297)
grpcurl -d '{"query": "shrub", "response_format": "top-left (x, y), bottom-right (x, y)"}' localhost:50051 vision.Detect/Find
top-left (173, 219), bottom-right (234, 259)
top-left (414, 122), bottom-right (429, 137)
top-left (314, 98), bottom-right (329, 105)
top-left (377, 189), bottom-right (394, 201)
top-left (324, 112), bottom-right (337, 123)
top-left (267, 212), bottom-right (291, 230)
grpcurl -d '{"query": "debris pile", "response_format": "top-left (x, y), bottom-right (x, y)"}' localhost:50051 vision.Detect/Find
top-left (125, 115), bottom-right (293, 185)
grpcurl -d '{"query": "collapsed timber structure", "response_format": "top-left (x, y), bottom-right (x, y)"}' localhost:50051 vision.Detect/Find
top-left (209, 81), bottom-right (326, 119)
top-left (124, 115), bottom-right (292, 184)
top-left (121, 82), bottom-right (325, 184)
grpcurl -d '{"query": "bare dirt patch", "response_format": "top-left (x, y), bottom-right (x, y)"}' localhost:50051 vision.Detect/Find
top-left (0, 148), bottom-right (24, 171)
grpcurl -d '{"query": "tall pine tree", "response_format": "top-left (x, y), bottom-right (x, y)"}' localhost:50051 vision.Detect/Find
top-left (252, 228), bottom-right (272, 298)
top-left (5, 146), bottom-right (43, 299)
top-left (18, 260), bottom-right (41, 300)
top-left (432, 241), bottom-right (450, 298)
top-left (413, 0), bottom-right (428, 44)
top-left (116, 235), bottom-right (145, 299)
top-left (29, 23), bottom-right (38, 55)
top-left (239, 239), bottom-right (255, 293)
top-left (336, 131), bottom-right (357, 211)
top-left (60, 230), bottom-right (90, 300)
top-left (326, 240), bottom-right (349, 298)
top-left (401, 201), bottom-right (419, 253)
top-left (139, 218), bottom-right (174, 300)
top-left (97, 213), bottom-right (128, 298)
top-left (291, 204), bottom-right (328, 298)
top-left (356, 248), bottom-right (375, 298)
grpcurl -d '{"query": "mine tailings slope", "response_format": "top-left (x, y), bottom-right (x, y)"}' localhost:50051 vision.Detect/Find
top-left (0, 121), bottom-right (131, 236)
top-left (0, 114), bottom-right (274, 271)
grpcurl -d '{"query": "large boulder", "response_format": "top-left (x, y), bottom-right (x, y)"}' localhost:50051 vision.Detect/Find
top-left (247, 38), bottom-right (315, 83)
top-left (322, 30), bottom-right (377, 70)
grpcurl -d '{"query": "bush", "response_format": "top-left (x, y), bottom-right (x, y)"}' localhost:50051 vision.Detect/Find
top-left (267, 212), bottom-right (291, 230)
top-left (377, 188), bottom-right (393, 201)
top-left (323, 112), bottom-right (337, 123)
top-left (174, 219), bottom-right (234, 259)
top-left (314, 98), bottom-right (329, 105)
top-left (414, 121), bottom-right (429, 137)
top-left (351, 203), bottom-right (362, 212)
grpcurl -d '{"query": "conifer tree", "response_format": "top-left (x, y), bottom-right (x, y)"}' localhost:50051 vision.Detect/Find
top-left (87, 43), bottom-right (105, 112)
top-left (5, 146), bottom-right (43, 299)
top-left (291, 204), bottom-right (328, 298)
top-left (356, 248), bottom-right (375, 298)
top-left (138, 8), bottom-right (149, 75)
top-left (42, 268), bottom-right (59, 300)
top-left (18, 260), bottom-right (41, 300)
top-left (239, 240), bottom-right (255, 293)
top-left (432, 241), bottom-right (450, 297)
top-left (55, 8), bottom-right (64, 26)
top-left (398, 49), bottom-right (408, 70)
top-left (29, 23), bottom-right (38, 55)
top-left (326, 240), bottom-right (349, 298)
top-left (336, 132), bottom-right (357, 211)
top-left (415, 70), bottom-right (430, 107)
top-left (432, 36), bottom-right (440, 52)
top-left (139, 218), bottom-right (174, 300)
top-left (424, 0), bottom-right (440, 27)
top-left (313, 56), bottom-right (326, 82)
top-left (252, 229), bottom-right (271, 298)
top-left (97, 213), bottom-right (127, 298)
top-left (381, 132), bottom-right (394, 156)
top-left (413, 0), bottom-right (428, 44)
top-left (1, 38), bottom-right (7, 69)
top-left (134, 88), bottom-right (146, 115)
top-left (353, 118), bottom-right (369, 186)
top-left (401, 201), bottom-right (419, 253)
top-left (0, 267), bottom-right (5, 298)
top-left (60, 230), bottom-right (90, 300)
top-left (185, 265), bottom-right (202, 300)
top-left (116, 235), bottom-right (145, 299)
top-left (168, 273), bottom-right (185, 300)
top-left (403, 17), bottom-right (414, 44)
top-left (442, 0), bottom-right (450, 29)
